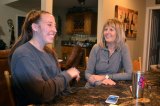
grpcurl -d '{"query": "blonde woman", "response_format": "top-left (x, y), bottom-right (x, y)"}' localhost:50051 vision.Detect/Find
top-left (85, 19), bottom-right (132, 87)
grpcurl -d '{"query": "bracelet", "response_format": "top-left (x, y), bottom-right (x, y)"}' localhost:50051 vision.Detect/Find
top-left (105, 74), bottom-right (109, 79)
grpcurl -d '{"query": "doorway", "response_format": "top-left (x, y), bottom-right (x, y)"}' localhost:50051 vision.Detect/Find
top-left (143, 7), bottom-right (160, 71)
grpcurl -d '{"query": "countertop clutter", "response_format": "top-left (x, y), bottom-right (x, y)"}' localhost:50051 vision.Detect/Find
top-left (52, 71), bottom-right (160, 106)
top-left (61, 40), bottom-right (96, 48)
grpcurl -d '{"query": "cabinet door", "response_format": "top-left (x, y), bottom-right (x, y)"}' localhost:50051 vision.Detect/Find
top-left (65, 15), bottom-right (74, 34)
top-left (84, 13), bottom-right (92, 35)
top-left (73, 14), bottom-right (84, 34)
top-left (65, 12), bottom-right (97, 35)
top-left (84, 12), bottom-right (97, 35)
top-left (65, 13), bottom-right (84, 34)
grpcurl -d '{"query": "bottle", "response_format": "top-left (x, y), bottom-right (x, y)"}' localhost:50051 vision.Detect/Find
top-left (126, 12), bottom-right (130, 37)
top-left (120, 11), bottom-right (124, 22)
top-left (123, 13), bottom-right (127, 36)
top-left (130, 14), bottom-right (134, 37)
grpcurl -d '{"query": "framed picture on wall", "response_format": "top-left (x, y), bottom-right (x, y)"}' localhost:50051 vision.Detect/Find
top-left (115, 5), bottom-right (138, 39)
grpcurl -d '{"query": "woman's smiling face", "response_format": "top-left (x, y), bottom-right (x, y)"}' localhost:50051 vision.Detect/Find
top-left (103, 26), bottom-right (116, 43)
top-left (34, 13), bottom-right (57, 45)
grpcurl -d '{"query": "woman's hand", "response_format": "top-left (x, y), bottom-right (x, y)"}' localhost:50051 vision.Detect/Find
top-left (101, 79), bottom-right (116, 85)
top-left (66, 67), bottom-right (80, 81)
top-left (88, 75), bottom-right (105, 84)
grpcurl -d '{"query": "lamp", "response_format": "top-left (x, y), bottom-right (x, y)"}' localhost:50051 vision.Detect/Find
top-left (78, 0), bottom-right (85, 5)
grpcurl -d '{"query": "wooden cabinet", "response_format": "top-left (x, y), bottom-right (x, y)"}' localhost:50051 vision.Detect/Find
top-left (65, 12), bottom-right (97, 35)
top-left (61, 46), bottom-right (91, 69)
top-left (65, 15), bottom-right (74, 35)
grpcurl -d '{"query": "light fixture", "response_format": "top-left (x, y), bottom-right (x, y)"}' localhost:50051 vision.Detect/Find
top-left (78, 0), bottom-right (85, 5)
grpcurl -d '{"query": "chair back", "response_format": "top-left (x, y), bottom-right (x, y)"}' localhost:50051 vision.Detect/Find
top-left (4, 71), bottom-right (35, 106)
top-left (0, 49), bottom-right (10, 75)
top-left (85, 56), bottom-right (89, 67)
top-left (4, 70), bottom-right (15, 106)
top-left (63, 45), bottom-right (82, 70)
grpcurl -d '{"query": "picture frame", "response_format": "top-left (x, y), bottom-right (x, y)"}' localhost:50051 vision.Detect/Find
top-left (115, 5), bottom-right (138, 39)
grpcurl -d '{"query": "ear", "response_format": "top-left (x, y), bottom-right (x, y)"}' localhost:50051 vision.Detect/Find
top-left (31, 23), bottom-right (39, 32)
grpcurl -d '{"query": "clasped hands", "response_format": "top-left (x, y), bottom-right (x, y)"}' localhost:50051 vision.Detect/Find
top-left (88, 75), bottom-right (116, 86)
top-left (67, 67), bottom-right (80, 81)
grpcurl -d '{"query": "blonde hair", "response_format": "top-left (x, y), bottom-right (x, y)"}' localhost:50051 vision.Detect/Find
top-left (99, 18), bottom-right (126, 48)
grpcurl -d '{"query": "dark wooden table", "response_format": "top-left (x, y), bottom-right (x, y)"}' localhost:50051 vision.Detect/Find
top-left (1, 70), bottom-right (160, 106)
top-left (52, 71), bottom-right (160, 106)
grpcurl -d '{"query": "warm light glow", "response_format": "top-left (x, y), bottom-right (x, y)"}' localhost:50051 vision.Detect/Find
top-left (78, 0), bottom-right (85, 5)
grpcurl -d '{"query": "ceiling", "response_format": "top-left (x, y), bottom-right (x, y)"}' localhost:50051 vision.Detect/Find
top-left (6, 0), bottom-right (98, 12)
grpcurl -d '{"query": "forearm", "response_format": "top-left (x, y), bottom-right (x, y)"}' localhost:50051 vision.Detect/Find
top-left (40, 71), bottom-right (72, 102)
top-left (109, 72), bottom-right (132, 80)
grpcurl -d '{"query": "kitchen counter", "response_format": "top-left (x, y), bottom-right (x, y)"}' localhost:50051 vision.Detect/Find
top-left (1, 70), bottom-right (160, 106)
top-left (52, 71), bottom-right (160, 106)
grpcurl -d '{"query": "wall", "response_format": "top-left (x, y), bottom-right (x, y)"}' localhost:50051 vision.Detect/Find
top-left (146, 0), bottom-right (160, 7)
top-left (97, 0), bottom-right (146, 61)
top-left (0, 0), bottom-right (147, 61)
top-left (143, 0), bottom-right (160, 70)
top-left (0, 3), bottom-right (25, 48)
